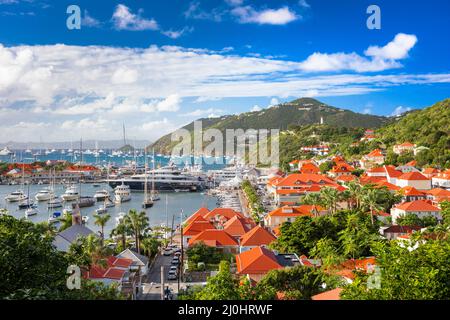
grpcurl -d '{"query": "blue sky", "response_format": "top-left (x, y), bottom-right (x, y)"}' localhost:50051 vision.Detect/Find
top-left (0, 0), bottom-right (449, 142)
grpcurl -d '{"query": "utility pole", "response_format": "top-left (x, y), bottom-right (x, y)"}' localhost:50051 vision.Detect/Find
top-left (160, 265), bottom-right (165, 300)
top-left (178, 209), bottom-right (184, 293)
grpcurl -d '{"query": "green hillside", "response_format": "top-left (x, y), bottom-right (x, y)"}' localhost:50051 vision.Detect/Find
top-left (150, 98), bottom-right (389, 153)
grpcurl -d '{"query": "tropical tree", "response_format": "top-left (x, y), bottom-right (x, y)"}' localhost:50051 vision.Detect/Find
top-left (111, 220), bottom-right (130, 251)
top-left (301, 193), bottom-right (323, 210)
top-left (68, 234), bottom-right (111, 269)
top-left (58, 212), bottom-right (73, 231)
top-left (140, 236), bottom-right (161, 259)
top-left (93, 213), bottom-right (111, 244)
top-left (320, 187), bottom-right (340, 214)
top-left (124, 209), bottom-right (150, 254)
top-left (346, 181), bottom-right (362, 209)
top-left (361, 188), bottom-right (384, 225)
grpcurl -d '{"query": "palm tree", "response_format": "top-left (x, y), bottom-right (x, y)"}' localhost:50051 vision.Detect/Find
top-left (141, 236), bottom-right (161, 259)
top-left (111, 220), bottom-right (130, 251)
top-left (93, 213), bottom-right (111, 244)
top-left (70, 234), bottom-right (111, 269)
top-left (125, 209), bottom-right (150, 254)
top-left (361, 188), bottom-right (384, 225)
top-left (58, 212), bottom-right (73, 231)
top-left (320, 187), bottom-right (340, 215)
top-left (346, 181), bottom-right (362, 209)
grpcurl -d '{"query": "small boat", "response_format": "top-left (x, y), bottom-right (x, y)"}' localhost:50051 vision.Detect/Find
top-left (48, 211), bottom-right (61, 224)
top-left (114, 183), bottom-right (131, 203)
top-left (63, 206), bottom-right (73, 215)
top-left (35, 187), bottom-right (54, 201)
top-left (95, 206), bottom-right (108, 214)
top-left (61, 185), bottom-right (79, 201)
top-left (104, 199), bottom-right (115, 208)
top-left (25, 208), bottom-right (39, 217)
top-left (92, 183), bottom-right (101, 188)
top-left (142, 198), bottom-right (154, 209)
top-left (48, 198), bottom-right (63, 209)
top-left (94, 189), bottom-right (109, 202)
top-left (5, 190), bottom-right (27, 202)
top-left (19, 200), bottom-right (36, 210)
top-left (82, 216), bottom-right (89, 224)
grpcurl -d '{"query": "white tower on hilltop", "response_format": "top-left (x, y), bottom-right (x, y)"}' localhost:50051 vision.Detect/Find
top-left (320, 116), bottom-right (324, 125)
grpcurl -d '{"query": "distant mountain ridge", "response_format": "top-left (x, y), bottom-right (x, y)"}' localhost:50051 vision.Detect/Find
top-left (150, 98), bottom-right (390, 153)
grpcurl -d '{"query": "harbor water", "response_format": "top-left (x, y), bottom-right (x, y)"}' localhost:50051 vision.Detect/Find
top-left (0, 183), bottom-right (218, 238)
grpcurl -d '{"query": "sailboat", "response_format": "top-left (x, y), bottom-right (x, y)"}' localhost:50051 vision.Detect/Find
top-left (142, 151), bottom-right (154, 209)
top-left (19, 183), bottom-right (36, 210)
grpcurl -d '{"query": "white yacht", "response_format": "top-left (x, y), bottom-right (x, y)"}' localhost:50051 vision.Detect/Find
top-left (5, 190), bottom-right (27, 202)
top-left (93, 189), bottom-right (110, 202)
top-left (35, 187), bottom-right (55, 201)
top-left (114, 183), bottom-right (131, 203)
top-left (25, 208), bottom-right (39, 217)
top-left (107, 164), bottom-right (206, 192)
top-left (61, 185), bottom-right (79, 201)
top-left (48, 198), bottom-right (63, 209)
top-left (0, 147), bottom-right (13, 156)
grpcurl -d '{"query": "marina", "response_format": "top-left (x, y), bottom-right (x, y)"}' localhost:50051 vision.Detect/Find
top-left (0, 182), bottom-right (218, 238)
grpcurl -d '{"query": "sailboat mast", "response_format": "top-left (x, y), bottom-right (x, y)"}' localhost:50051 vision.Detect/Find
top-left (144, 150), bottom-right (148, 201)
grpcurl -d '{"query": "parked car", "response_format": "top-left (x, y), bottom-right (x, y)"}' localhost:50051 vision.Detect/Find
top-left (171, 259), bottom-right (179, 265)
top-left (170, 265), bottom-right (178, 271)
top-left (174, 251), bottom-right (181, 257)
top-left (163, 249), bottom-right (172, 256)
top-left (168, 273), bottom-right (177, 280)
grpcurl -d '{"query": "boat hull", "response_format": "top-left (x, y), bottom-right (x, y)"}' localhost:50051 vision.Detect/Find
top-left (108, 180), bottom-right (203, 192)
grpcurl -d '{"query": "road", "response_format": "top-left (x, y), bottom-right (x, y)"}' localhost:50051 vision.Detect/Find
top-left (140, 253), bottom-right (180, 300)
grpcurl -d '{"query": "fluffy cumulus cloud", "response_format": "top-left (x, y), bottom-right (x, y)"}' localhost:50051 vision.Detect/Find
top-left (299, 33), bottom-right (418, 72)
top-left (112, 4), bottom-right (158, 31)
top-left (0, 35), bottom-right (449, 142)
top-left (390, 105), bottom-right (412, 117)
top-left (231, 6), bottom-right (299, 25)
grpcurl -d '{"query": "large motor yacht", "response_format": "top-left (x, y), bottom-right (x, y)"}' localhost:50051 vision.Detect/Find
top-left (114, 183), bottom-right (131, 203)
top-left (107, 164), bottom-right (206, 192)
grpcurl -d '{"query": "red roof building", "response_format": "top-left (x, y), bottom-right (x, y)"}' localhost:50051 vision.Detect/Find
top-left (239, 225), bottom-right (277, 250)
top-left (391, 200), bottom-right (441, 224)
top-left (264, 205), bottom-right (327, 229)
top-left (235, 246), bottom-right (283, 282)
top-left (188, 229), bottom-right (239, 253)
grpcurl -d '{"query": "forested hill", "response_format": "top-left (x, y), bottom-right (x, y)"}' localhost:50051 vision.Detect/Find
top-left (150, 98), bottom-right (389, 153)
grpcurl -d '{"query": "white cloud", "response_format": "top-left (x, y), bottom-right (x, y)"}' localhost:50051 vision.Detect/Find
top-left (82, 10), bottom-right (100, 28)
top-left (112, 4), bottom-right (158, 31)
top-left (298, 0), bottom-right (310, 8)
top-left (390, 106), bottom-right (412, 117)
top-left (365, 33), bottom-right (418, 60)
top-left (225, 0), bottom-right (244, 6)
top-left (184, 1), bottom-right (225, 22)
top-left (269, 97), bottom-right (280, 106)
top-left (161, 26), bottom-right (194, 39)
top-left (232, 6), bottom-right (299, 25)
top-left (299, 33), bottom-right (417, 72)
top-left (111, 67), bottom-right (138, 84)
top-left (182, 108), bottom-right (224, 117)
top-left (251, 105), bottom-right (261, 112)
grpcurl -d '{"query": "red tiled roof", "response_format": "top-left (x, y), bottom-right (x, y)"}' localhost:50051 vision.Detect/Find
top-left (103, 268), bottom-right (127, 280)
top-left (273, 173), bottom-right (338, 188)
top-left (203, 208), bottom-right (244, 221)
top-left (267, 205), bottom-right (325, 217)
top-left (183, 220), bottom-right (216, 236)
top-left (311, 288), bottom-right (343, 301)
top-left (223, 216), bottom-right (254, 237)
top-left (240, 225), bottom-right (277, 247)
top-left (399, 186), bottom-right (425, 197)
top-left (336, 175), bottom-right (357, 182)
top-left (426, 188), bottom-right (450, 197)
top-left (185, 207), bottom-right (210, 225)
top-left (367, 166), bottom-right (386, 173)
top-left (405, 160), bottom-right (417, 167)
top-left (236, 247), bottom-right (282, 275)
top-left (366, 149), bottom-right (384, 157)
top-left (394, 200), bottom-right (440, 212)
top-left (384, 165), bottom-right (403, 178)
top-left (188, 229), bottom-right (239, 247)
top-left (398, 172), bottom-right (429, 181)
